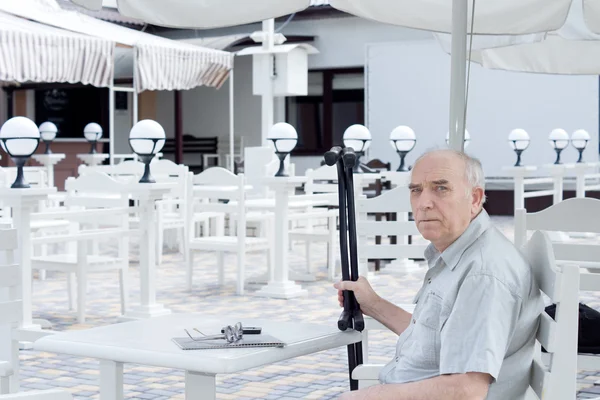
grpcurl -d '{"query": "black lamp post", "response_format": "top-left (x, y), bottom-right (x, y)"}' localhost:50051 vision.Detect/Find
top-left (548, 128), bottom-right (570, 165)
top-left (39, 121), bottom-right (58, 154)
top-left (128, 120), bottom-right (166, 183)
top-left (508, 128), bottom-right (530, 167)
top-left (83, 122), bottom-right (103, 154)
top-left (267, 122), bottom-right (298, 177)
top-left (389, 125), bottom-right (416, 172)
top-left (343, 124), bottom-right (372, 173)
top-left (0, 117), bottom-right (41, 188)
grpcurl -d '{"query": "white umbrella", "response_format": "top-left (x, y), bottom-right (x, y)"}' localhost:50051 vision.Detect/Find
top-left (80, 0), bottom-right (597, 150)
top-left (462, 0), bottom-right (600, 75)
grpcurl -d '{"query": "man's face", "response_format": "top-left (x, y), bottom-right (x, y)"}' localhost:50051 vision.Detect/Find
top-left (409, 152), bottom-right (482, 252)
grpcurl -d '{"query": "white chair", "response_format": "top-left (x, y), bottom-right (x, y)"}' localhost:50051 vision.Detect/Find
top-left (352, 231), bottom-right (580, 400)
top-left (515, 197), bottom-right (600, 378)
top-left (186, 168), bottom-right (271, 295)
top-left (0, 389), bottom-right (72, 399)
top-left (356, 186), bottom-right (426, 278)
top-left (0, 227), bottom-right (21, 394)
top-left (151, 160), bottom-right (190, 265)
top-left (29, 173), bottom-right (132, 323)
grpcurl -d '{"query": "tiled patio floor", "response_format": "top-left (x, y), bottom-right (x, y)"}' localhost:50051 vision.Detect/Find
top-left (16, 216), bottom-right (600, 399)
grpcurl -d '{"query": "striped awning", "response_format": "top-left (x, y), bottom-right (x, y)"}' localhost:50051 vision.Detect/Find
top-left (0, 11), bottom-right (114, 87)
top-left (0, 0), bottom-right (234, 92)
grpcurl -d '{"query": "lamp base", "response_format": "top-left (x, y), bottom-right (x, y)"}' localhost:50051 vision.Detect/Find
top-left (553, 148), bottom-right (563, 165)
top-left (514, 150), bottom-right (523, 167)
top-left (577, 149), bottom-right (584, 163)
top-left (138, 155), bottom-right (155, 183)
top-left (396, 151), bottom-right (409, 172)
top-left (274, 153), bottom-right (289, 177)
top-left (89, 141), bottom-right (97, 154)
top-left (11, 157), bottom-right (30, 189)
top-left (43, 141), bottom-right (52, 155)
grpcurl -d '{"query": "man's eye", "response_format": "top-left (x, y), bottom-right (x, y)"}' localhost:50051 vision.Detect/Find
top-left (410, 188), bottom-right (421, 193)
top-left (436, 186), bottom-right (447, 191)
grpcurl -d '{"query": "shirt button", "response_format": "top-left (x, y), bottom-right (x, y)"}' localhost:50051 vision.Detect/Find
top-left (428, 279), bottom-right (431, 284)
top-left (412, 319), bottom-right (416, 324)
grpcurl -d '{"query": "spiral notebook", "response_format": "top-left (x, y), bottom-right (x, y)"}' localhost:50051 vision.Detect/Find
top-left (172, 334), bottom-right (286, 350)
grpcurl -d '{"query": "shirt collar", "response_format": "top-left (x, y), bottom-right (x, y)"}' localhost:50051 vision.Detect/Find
top-left (424, 209), bottom-right (491, 271)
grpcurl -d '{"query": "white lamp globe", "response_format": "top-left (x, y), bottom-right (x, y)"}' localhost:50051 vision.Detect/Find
top-left (0, 116), bottom-right (40, 157)
top-left (343, 124), bottom-right (372, 152)
top-left (508, 129), bottom-right (530, 150)
top-left (571, 129), bottom-right (590, 150)
top-left (267, 122), bottom-right (298, 153)
top-left (83, 122), bottom-right (103, 142)
top-left (548, 128), bottom-right (570, 150)
top-left (445, 129), bottom-right (470, 148)
top-left (39, 121), bottom-right (58, 142)
top-left (389, 125), bottom-right (416, 152)
top-left (129, 119), bottom-right (166, 155)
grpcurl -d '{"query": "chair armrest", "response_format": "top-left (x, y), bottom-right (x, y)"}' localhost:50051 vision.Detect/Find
top-left (352, 363), bottom-right (384, 381)
top-left (0, 361), bottom-right (13, 377)
top-left (0, 389), bottom-right (73, 399)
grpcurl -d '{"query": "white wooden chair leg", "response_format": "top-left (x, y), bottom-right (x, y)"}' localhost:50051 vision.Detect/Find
top-left (67, 272), bottom-right (76, 311)
top-left (237, 252), bottom-right (245, 295)
top-left (185, 371), bottom-right (216, 400)
top-left (0, 376), bottom-right (9, 395)
top-left (156, 223), bottom-right (164, 266)
top-left (76, 248), bottom-right (88, 324)
top-left (186, 251), bottom-right (194, 291)
top-left (119, 268), bottom-right (129, 316)
top-left (305, 242), bottom-right (312, 274)
top-left (100, 360), bottom-right (124, 400)
top-left (217, 252), bottom-right (225, 286)
top-left (10, 338), bottom-right (19, 393)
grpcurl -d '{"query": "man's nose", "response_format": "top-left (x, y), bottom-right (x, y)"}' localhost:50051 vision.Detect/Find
top-left (418, 190), bottom-right (434, 210)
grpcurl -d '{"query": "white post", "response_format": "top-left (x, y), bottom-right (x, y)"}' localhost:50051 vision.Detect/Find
top-left (261, 19), bottom-right (275, 146)
top-left (109, 85), bottom-right (115, 165)
top-left (99, 360), bottom-right (124, 400)
top-left (229, 68), bottom-right (235, 172)
top-left (448, 0), bottom-right (468, 151)
top-left (132, 50), bottom-right (139, 126)
top-left (553, 172), bottom-right (564, 204)
top-left (514, 175), bottom-right (525, 211)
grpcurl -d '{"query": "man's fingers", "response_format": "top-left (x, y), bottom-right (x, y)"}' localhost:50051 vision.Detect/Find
top-left (333, 280), bottom-right (357, 292)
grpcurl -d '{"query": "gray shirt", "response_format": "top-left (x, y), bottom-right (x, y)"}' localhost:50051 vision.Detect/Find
top-left (379, 210), bottom-right (544, 399)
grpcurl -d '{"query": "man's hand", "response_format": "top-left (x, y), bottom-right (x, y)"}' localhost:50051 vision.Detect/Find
top-left (333, 277), bottom-right (381, 317)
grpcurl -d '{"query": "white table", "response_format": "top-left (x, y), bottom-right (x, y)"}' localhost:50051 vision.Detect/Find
top-left (34, 313), bottom-right (362, 400)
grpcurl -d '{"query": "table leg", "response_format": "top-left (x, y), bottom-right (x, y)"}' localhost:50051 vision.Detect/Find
top-left (100, 360), bottom-right (124, 400)
top-left (185, 371), bottom-right (216, 400)
top-left (121, 198), bottom-right (171, 320)
top-left (254, 186), bottom-right (307, 299)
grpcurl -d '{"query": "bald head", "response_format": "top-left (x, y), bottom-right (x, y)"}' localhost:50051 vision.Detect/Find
top-left (412, 149), bottom-right (486, 203)
top-left (408, 149), bottom-right (486, 252)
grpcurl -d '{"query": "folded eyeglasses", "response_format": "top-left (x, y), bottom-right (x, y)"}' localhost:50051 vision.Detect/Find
top-left (184, 322), bottom-right (244, 343)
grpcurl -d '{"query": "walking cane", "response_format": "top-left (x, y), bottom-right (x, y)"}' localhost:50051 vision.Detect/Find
top-left (324, 146), bottom-right (364, 391)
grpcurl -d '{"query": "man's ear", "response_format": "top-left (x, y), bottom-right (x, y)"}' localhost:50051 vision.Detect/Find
top-left (471, 186), bottom-right (485, 212)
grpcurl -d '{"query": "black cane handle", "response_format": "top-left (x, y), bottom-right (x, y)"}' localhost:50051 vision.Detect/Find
top-left (324, 146), bottom-right (343, 166)
top-left (342, 147), bottom-right (357, 169)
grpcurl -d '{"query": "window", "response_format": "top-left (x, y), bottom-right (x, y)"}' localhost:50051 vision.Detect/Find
top-left (286, 68), bottom-right (364, 156)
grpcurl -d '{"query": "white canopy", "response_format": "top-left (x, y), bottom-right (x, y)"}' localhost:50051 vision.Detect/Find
top-left (463, 0), bottom-right (600, 75)
top-left (0, 0), bottom-right (234, 92)
top-left (107, 0), bottom-right (581, 35)
top-left (0, 10), bottom-right (113, 87)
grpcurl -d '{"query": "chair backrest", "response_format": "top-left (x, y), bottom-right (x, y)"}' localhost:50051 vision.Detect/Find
top-left (304, 165), bottom-right (338, 195)
top-left (0, 228), bottom-right (21, 328)
top-left (64, 171), bottom-right (130, 209)
top-left (78, 160), bottom-right (145, 181)
top-left (515, 197), bottom-right (600, 290)
top-left (523, 230), bottom-right (579, 400)
top-left (190, 167), bottom-right (246, 236)
top-left (356, 185), bottom-right (426, 260)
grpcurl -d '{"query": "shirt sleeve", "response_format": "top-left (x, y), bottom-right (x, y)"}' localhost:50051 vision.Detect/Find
top-left (439, 273), bottom-right (522, 380)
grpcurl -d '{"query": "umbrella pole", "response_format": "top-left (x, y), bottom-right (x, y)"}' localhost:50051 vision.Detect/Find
top-left (448, 0), bottom-right (468, 152)
top-left (229, 68), bottom-right (235, 172)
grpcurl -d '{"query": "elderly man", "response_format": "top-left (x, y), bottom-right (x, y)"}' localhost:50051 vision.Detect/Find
top-left (335, 149), bottom-right (543, 400)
